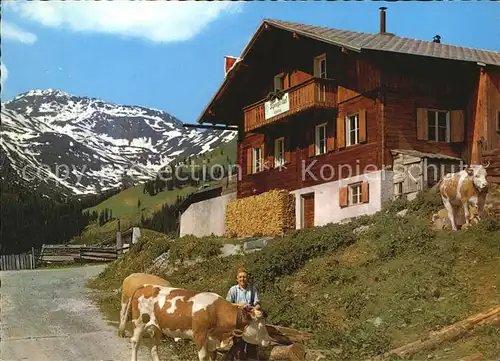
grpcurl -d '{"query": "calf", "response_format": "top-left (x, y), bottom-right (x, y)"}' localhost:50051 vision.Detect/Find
top-left (439, 163), bottom-right (490, 231)
top-left (118, 272), bottom-right (172, 337)
top-left (128, 285), bottom-right (272, 361)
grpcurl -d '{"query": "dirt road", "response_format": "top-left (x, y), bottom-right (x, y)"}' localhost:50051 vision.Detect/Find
top-left (0, 265), bottom-right (151, 361)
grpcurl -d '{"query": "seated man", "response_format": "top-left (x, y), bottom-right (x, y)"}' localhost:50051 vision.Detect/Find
top-left (226, 266), bottom-right (261, 359)
top-left (226, 266), bottom-right (261, 310)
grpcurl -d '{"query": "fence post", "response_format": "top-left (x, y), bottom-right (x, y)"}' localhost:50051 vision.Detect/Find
top-left (31, 247), bottom-right (35, 269)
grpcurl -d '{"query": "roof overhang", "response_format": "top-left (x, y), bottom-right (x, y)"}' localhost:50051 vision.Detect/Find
top-left (176, 185), bottom-right (223, 215)
top-left (196, 20), bottom-right (269, 125)
top-left (196, 19), bottom-right (362, 125)
top-left (391, 148), bottom-right (463, 161)
top-left (265, 19), bottom-right (362, 53)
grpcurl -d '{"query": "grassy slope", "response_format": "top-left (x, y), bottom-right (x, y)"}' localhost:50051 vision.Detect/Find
top-left (73, 184), bottom-right (203, 245)
top-left (74, 138), bottom-right (237, 245)
top-left (88, 189), bottom-right (500, 360)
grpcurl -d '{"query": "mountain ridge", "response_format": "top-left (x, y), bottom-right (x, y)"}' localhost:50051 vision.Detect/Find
top-left (1, 89), bottom-right (236, 197)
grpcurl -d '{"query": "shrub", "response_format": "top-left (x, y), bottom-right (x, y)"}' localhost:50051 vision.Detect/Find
top-left (168, 235), bottom-right (222, 264)
top-left (87, 230), bottom-right (171, 290)
top-left (247, 222), bottom-right (356, 291)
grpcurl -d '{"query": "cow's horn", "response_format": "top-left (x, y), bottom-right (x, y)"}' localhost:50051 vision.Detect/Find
top-left (483, 160), bottom-right (490, 168)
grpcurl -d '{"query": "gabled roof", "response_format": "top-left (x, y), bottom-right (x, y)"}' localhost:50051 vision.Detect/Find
top-left (197, 18), bottom-right (500, 124)
top-left (266, 19), bottom-right (500, 67)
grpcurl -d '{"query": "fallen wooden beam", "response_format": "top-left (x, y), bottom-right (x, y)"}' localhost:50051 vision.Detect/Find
top-left (459, 353), bottom-right (485, 361)
top-left (366, 305), bottom-right (500, 360)
top-left (266, 324), bottom-right (313, 346)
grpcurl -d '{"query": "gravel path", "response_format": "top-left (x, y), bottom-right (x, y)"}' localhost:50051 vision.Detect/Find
top-left (0, 265), bottom-right (151, 361)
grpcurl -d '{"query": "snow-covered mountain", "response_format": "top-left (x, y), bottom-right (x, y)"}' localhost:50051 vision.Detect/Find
top-left (1, 89), bottom-right (236, 196)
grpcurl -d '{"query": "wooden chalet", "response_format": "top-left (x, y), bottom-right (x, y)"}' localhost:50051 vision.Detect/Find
top-left (193, 7), bottom-right (500, 230)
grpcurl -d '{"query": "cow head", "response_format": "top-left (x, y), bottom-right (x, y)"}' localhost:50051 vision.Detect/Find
top-left (465, 163), bottom-right (489, 192)
top-left (240, 307), bottom-right (272, 347)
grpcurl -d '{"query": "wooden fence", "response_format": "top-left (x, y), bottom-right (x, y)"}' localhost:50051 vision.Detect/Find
top-left (0, 250), bottom-right (35, 271)
top-left (39, 244), bottom-right (130, 264)
top-left (0, 244), bottom-right (130, 271)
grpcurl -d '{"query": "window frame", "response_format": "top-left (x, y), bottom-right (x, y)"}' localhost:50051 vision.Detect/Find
top-left (427, 109), bottom-right (451, 142)
top-left (315, 123), bottom-right (328, 156)
top-left (252, 146), bottom-right (262, 173)
top-left (348, 182), bottom-right (363, 205)
top-left (314, 53), bottom-right (327, 78)
top-left (273, 72), bottom-right (285, 92)
top-left (345, 113), bottom-right (360, 146)
top-left (274, 137), bottom-right (285, 167)
top-left (394, 182), bottom-right (403, 199)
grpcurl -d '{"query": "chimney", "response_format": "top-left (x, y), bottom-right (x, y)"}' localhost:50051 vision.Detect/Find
top-left (379, 7), bottom-right (387, 34)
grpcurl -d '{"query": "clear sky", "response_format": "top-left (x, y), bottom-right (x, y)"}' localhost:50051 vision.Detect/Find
top-left (2, 1), bottom-right (499, 124)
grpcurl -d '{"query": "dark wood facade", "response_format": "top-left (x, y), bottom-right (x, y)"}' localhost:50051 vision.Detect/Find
top-left (199, 22), bottom-right (500, 200)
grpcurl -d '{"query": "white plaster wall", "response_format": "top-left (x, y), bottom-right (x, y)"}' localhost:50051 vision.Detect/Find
top-left (180, 192), bottom-right (236, 238)
top-left (291, 170), bottom-right (394, 228)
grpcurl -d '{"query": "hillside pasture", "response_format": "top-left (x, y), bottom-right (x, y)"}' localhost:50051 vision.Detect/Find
top-left (88, 189), bottom-right (500, 360)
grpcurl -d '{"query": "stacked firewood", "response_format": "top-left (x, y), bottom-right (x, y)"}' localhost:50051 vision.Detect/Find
top-left (225, 189), bottom-right (295, 237)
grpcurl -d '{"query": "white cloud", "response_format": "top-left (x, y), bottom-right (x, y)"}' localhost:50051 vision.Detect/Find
top-left (7, 1), bottom-right (243, 43)
top-left (2, 22), bottom-right (37, 44)
top-left (1, 63), bottom-right (8, 88)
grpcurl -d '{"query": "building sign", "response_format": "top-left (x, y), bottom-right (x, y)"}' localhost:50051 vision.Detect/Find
top-left (264, 93), bottom-right (290, 120)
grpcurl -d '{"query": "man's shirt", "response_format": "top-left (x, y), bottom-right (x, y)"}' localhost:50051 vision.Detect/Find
top-left (226, 284), bottom-right (259, 306)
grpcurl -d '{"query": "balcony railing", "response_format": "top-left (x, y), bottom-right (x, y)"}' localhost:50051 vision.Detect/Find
top-left (243, 77), bottom-right (337, 132)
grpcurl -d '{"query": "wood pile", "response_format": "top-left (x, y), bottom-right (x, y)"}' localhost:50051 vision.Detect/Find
top-left (225, 189), bottom-right (295, 237)
top-left (482, 149), bottom-right (500, 186)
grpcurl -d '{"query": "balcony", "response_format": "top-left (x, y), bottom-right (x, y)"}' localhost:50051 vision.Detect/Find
top-left (243, 77), bottom-right (337, 132)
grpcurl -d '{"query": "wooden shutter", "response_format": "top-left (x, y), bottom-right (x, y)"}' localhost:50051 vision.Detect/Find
top-left (339, 186), bottom-right (348, 207)
top-left (416, 108), bottom-right (428, 140)
top-left (308, 128), bottom-right (316, 157)
top-left (359, 109), bottom-right (367, 143)
top-left (284, 136), bottom-right (292, 164)
top-left (337, 116), bottom-right (346, 149)
top-left (361, 181), bottom-right (369, 203)
top-left (327, 121), bottom-right (335, 152)
top-left (246, 148), bottom-right (253, 175)
top-left (284, 73), bottom-right (290, 89)
top-left (450, 110), bottom-right (464, 142)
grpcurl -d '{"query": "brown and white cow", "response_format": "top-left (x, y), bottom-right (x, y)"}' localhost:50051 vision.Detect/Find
top-left (118, 272), bottom-right (172, 338)
top-left (128, 284), bottom-right (272, 361)
top-left (439, 163), bottom-right (490, 231)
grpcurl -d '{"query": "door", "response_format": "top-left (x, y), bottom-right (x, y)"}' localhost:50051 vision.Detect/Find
top-left (301, 193), bottom-right (315, 229)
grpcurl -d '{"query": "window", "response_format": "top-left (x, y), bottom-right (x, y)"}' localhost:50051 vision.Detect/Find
top-left (339, 181), bottom-right (368, 207)
top-left (252, 147), bottom-right (262, 173)
top-left (274, 73), bottom-right (285, 91)
top-left (394, 182), bottom-right (403, 199)
top-left (315, 123), bottom-right (327, 155)
top-left (428, 110), bottom-right (450, 142)
top-left (349, 183), bottom-right (362, 205)
top-left (274, 137), bottom-right (285, 167)
top-left (314, 54), bottom-right (327, 78)
top-left (346, 113), bottom-right (360, 146)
